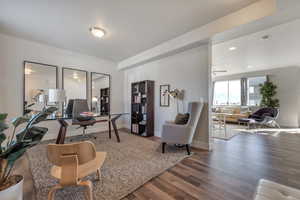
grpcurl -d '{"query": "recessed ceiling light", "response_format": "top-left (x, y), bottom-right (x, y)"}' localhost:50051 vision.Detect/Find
top-left (229, 46), bottom-right (237, 51)
top-left (90, 27), bottom-right (105, 38)
top-left (247, 65), bottom-right (254, 69)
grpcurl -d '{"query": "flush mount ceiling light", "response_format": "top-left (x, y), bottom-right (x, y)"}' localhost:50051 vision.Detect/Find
top-left (90, 27), bottom-right (105, 38)
top-left (229, 46), bottom-right (237, 51)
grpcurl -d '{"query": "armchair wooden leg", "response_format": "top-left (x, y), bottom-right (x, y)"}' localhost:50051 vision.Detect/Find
top-left (162, 142), bottom-right (166, 153)
top-left (96, 169), bottom-right (101, 181)
top-left (48, 185), bottom-right (62, 200)
top-left (186, 144), bottom-right (191, 155)
top-left (79, 180), bottom-right (93, 200)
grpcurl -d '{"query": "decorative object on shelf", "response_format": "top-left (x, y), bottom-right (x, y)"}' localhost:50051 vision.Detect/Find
top-left (163, 88), bottom-right (184, 113)
top-left (131, 80), bottom-right (154, 137)
top-left (160, 84), bottom-right (170, 107)
top-left (259, 80), bottom-right (279, 108)
top-left (0, 107), bottom-right (57, 200)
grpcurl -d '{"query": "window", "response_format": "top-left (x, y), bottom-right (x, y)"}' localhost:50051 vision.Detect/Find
top-left (247, 76), bottom-right (267, 106)
top-left (213, 80), bottom-right (241, 106)
top-left (213, 81), bottom-right (228, 105)
top-left (228, 80), bottom-right (241, 105)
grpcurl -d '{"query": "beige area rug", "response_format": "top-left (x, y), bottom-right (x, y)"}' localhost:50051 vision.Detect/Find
top-left (27, 131), bottom-right (188, 200)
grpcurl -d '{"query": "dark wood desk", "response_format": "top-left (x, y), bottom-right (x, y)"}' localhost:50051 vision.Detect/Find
top-left (47, 113), bottom-right (127, 144)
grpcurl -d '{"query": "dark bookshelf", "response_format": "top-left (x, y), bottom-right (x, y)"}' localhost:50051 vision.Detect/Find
top-left (131, 80), bottom-right (154, 137)
top-left (100, 87), bottom-right (109, 115)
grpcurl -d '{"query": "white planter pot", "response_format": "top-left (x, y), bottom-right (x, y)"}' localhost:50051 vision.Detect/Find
top-left (0, 175), bottom-right (23, 200)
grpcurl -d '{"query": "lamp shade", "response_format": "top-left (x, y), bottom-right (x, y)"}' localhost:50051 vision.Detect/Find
top-left (48, 89), bottom-right (66, 103)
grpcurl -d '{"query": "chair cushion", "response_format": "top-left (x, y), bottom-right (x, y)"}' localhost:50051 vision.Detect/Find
top-left (51, 152), bottom-right (107, 180)
top-left (174, 113), bottom-right (189, 125)
top-left (254, 179), bottom-right (300, 200)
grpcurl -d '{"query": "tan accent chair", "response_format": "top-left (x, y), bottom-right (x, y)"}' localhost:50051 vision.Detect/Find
top-left (47, 141), bottom-right (107, 200)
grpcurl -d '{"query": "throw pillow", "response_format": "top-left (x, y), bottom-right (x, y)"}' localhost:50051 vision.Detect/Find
top-left (175, 113), bottom-right (190, 125)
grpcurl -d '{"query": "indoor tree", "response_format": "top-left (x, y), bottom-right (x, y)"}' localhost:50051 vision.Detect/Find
top-left (259, 80), bottom-right (280, 108)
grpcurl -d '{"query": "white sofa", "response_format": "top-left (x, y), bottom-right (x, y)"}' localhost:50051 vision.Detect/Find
top-left (254, 179), bottom-right (300, 200)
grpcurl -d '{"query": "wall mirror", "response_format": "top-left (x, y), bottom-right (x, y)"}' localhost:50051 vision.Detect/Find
top-left (23, 61), bottom-right (58, 114)
top-left (62, 68), bottom-right (88, 104)
top-left (91, 72), bottom-right (110, 115)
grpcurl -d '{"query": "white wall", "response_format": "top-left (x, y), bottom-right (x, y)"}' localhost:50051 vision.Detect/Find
top-left (0, 33), bottom-right (124, 140)
top-left (123, 45), bottom-right (210, 149)
top-left (213, 66), bottom-right (300, 127)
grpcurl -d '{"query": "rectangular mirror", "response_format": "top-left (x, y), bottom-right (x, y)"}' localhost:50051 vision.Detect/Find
top-left (91, 72), bottom-right (110, 115)
top-left (62, 68), bottom-right (88, 104)
top-left (23, 61), bottom-right (58, 115)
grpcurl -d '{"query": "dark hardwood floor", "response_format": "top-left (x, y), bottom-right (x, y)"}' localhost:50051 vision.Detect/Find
top-left (123, 132), bottom-right (300, 200)
top-left (16, 131), bottom-right (300, 200)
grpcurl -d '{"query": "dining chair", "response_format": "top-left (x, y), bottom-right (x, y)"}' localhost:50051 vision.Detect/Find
top-left (47, 141), bottom-right (107, 200)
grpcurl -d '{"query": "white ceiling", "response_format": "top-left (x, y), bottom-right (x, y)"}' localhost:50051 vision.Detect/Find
top-left (0, 0), bottom-right (258, 62)
top-left (212, 18), bottom-right (300, 77)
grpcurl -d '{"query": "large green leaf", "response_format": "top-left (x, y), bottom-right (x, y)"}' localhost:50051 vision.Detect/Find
top-left (0, 133), bottom-right (6, 144)
top-left (0, 113), bottom-right (9, 133)
top-left (0, 114), bottom-right (8, 121)
top-left (0, 122), bottom-right (9, 133)
top-left (15, 128), bottom-right (26, 143)
top-left (0, 133), bottom-right (6, 153)
top-left (23, 126), bottom-right (48, 142)
top-left (27, 107), bottom-right (57, 127)
top-left (1, 107), bottom-right (56, 169)
top-left (6, 148), bottom-right (26, 167)
top-left (12, 115), bottom-right (30, 128)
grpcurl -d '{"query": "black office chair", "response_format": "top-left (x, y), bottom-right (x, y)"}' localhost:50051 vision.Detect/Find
top-left (70, 99), bottom-right (97, 139)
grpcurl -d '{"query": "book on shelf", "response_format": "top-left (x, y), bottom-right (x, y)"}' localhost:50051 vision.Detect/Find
top-left (141, 105), bottom-right (147, 113)
top-left (134, 95), bottom-right (141, 103)
top-left (132, 124), bottom-right (139, 133)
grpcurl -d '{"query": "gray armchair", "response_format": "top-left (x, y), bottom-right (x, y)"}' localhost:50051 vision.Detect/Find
top-left (161, 101), bottom-right (204, 155)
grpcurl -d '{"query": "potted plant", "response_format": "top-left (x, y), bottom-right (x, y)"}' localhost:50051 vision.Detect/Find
top-left (259, 80), bottom-right (280, 108)
top-left (0, 107), bottom-right (57, 200)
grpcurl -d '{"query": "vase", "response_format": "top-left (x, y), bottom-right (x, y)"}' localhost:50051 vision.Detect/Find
top-left (0, 175), bottom-right (23, 200)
